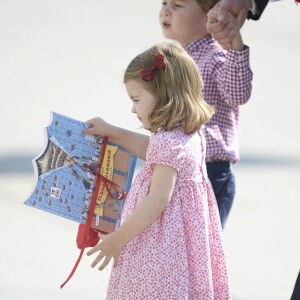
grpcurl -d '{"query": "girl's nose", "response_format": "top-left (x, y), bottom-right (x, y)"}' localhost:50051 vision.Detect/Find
top-left (131, 105), bottom-right (136, 114)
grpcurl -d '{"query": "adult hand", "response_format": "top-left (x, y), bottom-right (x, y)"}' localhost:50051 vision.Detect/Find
top-left (216, 0), bottom-right (252, 22)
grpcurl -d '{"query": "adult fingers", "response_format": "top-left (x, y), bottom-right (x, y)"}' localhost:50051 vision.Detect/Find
top-left (217, 0), bottom-right (230, 22)
top-left (237, 8), bottom-right (247, 27)
top-left (218, 0), bottom-right (248, 21)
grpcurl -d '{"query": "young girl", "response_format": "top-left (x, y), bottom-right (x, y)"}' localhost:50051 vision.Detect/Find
top-left (85, 43), bottom-right (231, 299)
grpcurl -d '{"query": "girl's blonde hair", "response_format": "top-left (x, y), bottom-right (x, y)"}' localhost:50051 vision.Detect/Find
top-left (124, 42), bottom-right (214, 134)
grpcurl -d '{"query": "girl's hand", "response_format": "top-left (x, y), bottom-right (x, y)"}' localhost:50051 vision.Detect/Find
top-left (83, 117), bottom-right (114, 137)
top-left (86, 231), bottom-right (125, 271)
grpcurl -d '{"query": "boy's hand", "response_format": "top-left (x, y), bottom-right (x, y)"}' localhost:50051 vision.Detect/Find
top-left (207, 2), bottom-right (247, 50)
top-left (226, 10), bottom-right (245, 51)
top-left (207, 4), bottom-right (245, 50)
top-left (86, 231), bottom-right (125, 270)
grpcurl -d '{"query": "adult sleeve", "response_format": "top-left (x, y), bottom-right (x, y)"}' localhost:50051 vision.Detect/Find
top-left (247, 0), bottom-right (269, 20)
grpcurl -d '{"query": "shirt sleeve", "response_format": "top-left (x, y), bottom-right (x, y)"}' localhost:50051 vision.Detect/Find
top-left (146, 132), bottom-right (185, 173)
top-left (213, 46), bottom-right (253, 106)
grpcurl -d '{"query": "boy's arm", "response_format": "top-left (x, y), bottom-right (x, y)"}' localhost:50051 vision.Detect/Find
top-left (207, 11), bottom-right (253, 106)
top-left (205, 10), bottom-right (253, 106)
top-left (84, 117), bottom-right (149, 160)
top-left (87, 164), bottom-right (177, 270)
top-left (214, 45), bottom-right (253, 106)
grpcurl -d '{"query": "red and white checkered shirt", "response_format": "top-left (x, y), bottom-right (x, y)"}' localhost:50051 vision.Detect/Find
top-left (185, 36), bottom-right (253, 163)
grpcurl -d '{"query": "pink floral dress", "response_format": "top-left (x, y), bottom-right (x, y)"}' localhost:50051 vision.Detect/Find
top-left (106, 127), bottom-right (231, 300)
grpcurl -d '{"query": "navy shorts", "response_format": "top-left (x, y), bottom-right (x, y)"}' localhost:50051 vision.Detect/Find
top-left (206, 161), bottom-right (235, 229)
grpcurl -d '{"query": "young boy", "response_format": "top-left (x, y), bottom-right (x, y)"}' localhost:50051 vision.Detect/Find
top-left (160, 0), bottom-right (253, 228)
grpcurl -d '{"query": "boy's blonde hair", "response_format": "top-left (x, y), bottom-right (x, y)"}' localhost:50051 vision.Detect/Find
top-left (124, 42), bottom-right (214, 134)
top-left (194, 0), bottom-right (219, 12)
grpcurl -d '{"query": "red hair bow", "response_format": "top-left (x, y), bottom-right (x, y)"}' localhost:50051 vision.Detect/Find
top-left (141, 53), bottom-right (166, 82)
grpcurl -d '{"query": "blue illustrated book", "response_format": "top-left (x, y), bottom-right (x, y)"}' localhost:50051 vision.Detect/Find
top-left (25, 112), bottom-right (137, 234)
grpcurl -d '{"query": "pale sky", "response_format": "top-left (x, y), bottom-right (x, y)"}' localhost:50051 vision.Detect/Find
top-left (0, 0), bottom-right (299, 160)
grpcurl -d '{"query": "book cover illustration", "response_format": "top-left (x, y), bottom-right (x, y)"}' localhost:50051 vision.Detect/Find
top-left (25, 112), bottom-right (137, 234)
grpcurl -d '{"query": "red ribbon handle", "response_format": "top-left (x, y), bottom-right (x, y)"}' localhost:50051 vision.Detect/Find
top-left (60, 137), bottom-right (125, 288)
top-left (83, 163), bottom-right (126, 200)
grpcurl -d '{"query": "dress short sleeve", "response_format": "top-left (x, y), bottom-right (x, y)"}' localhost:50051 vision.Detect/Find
top-left (146, 130), bottom-right (185, 173)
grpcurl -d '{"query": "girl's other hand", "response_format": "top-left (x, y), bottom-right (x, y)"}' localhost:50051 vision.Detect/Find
top-left (86, 231), bottom-right (124, 271)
